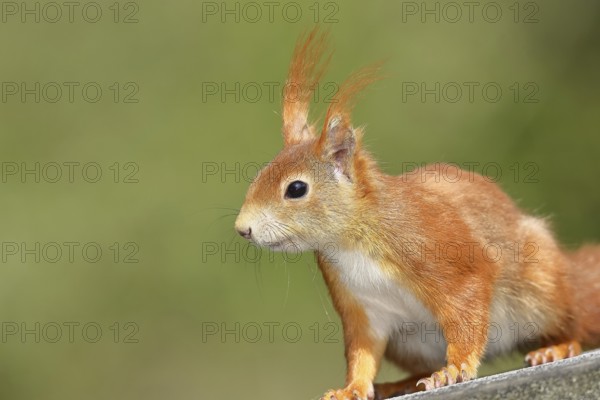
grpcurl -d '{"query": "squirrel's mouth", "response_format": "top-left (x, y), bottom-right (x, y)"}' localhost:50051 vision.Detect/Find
top-left (264, 240), bottom-right (288, 250)
top-left (263, 239), bottom-right (302, 252)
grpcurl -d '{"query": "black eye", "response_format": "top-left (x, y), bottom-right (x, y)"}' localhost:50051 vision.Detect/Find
top-left (285, 180), bottom-right (308, 199)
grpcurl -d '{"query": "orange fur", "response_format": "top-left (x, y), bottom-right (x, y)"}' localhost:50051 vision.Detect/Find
top-left (568, 245), bottom-right (600, 346)
top-left (235, 28), bottom-right (600, 400)
top-left (282, 27), bottom-right (331, 146)
top-left (318, 61), bottom-right (383, 149)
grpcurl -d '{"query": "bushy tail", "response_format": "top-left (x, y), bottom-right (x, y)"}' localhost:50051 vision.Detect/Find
top-left (569, 245), bottom-right (600, 347)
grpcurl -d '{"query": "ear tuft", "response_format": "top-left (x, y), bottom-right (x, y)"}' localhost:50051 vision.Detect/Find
top-left (317, 62), bottom-right (383, 169)
top-left (282, 27), bottom-right (332, 146)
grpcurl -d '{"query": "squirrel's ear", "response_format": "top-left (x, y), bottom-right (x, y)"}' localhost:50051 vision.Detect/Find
top-left (318, 116), bottom-right (356, 179)
top-left (282, 27), bottom-right (331, 147)
top-left (317, 61), bottom-right (383, 167)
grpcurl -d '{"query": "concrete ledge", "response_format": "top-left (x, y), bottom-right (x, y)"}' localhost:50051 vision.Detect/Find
top-left (395, 350), bottom-right (600, 400)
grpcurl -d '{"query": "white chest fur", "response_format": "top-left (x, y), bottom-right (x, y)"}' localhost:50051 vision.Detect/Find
top-left (328, 249), bottom-right (447, 368)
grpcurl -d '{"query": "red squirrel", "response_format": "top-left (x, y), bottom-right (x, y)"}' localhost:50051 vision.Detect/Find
top-left (234, 28), bottom-right (600, 399)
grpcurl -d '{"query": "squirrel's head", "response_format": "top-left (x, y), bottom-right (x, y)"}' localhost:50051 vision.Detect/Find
top-left (235, 28), bottom-right (380, 252)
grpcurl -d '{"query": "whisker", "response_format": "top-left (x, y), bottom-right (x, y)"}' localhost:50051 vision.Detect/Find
top-left (276, 223), bottom-right (302, 245)
top-left (308, 262), bottom-right (332, 322)
top-left (202, 206), bottom-right (241, 213)
top-left (283, 256), bottom-right (291, 309)
top-left (253, 261), bottom-right (263, 298)
top-left (228, 230), bottom-right (240, 248)
top-left (207, 213), bottom-right (238, 231)
top-left (244, 241), bottom-right (264, 299)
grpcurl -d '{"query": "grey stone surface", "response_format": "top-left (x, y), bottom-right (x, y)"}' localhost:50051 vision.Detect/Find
top-left (394, 350), bottom-right (600, 400)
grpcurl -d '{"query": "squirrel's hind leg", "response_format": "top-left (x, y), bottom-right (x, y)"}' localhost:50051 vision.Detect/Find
top-left (525, 341), bottom-right (582, 367)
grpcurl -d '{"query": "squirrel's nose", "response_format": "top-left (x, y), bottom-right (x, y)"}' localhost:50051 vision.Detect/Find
top-left (236, 226), bottom-right (252, 239)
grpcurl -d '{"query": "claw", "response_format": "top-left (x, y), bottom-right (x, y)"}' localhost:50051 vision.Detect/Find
top-left (525, 342), bottom-right (582, 367)
top-left (416, 377), bottom-right (434, 391)
top-left (321, 382), bottom-right (373, 400)
top-left (443, 367), bottom-right (457, 385)
top-left (416, 364), bottom-right (470, 391)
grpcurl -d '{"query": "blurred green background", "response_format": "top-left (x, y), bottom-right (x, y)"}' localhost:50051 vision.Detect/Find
top-left (0, 1), bottom-right (599, 399)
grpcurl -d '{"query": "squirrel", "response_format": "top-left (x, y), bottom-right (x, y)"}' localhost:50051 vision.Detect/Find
top-left (234, 27), bottom-right (600, 399)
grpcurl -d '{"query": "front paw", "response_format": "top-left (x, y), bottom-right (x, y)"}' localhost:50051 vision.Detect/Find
top-left (322, 381), bottom-right (374, 400)
top-left (416, 363), bottom-right (475, 391)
